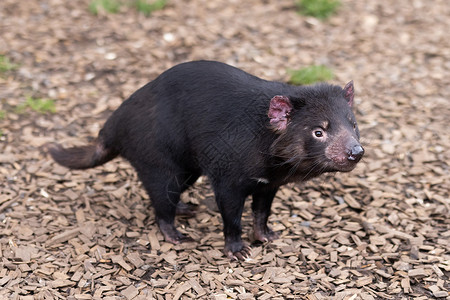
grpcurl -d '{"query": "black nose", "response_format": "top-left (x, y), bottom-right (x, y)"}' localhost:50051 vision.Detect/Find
top-left (348, 145), bottom-right (364, 161)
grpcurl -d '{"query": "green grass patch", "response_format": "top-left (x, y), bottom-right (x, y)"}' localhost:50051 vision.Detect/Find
top-left (89, 0), bottom-right (121, 15)
top-left (135, 0), bottom-right (166, 15)
top-left (288, 65), bottom-right (334, 85)
top-left (16, 96), bottom-right (56, 114)
top-left (0, 55), bottom-right (17, 73)
top-left (89, 0), bottom-right (167, 15)
top-left (0, 110), bottom-right (6, 120)
top-left (297, 0), bottom-right (340, 19)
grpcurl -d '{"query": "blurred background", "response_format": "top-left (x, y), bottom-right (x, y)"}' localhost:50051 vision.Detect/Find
top-left (0, 0), bottom-right (448, 299)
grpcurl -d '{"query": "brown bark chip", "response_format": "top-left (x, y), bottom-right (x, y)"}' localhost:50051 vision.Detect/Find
top-left (0, 0), bottom-right (449, 298)
top-left (121, 285), bottom-right (139, 300)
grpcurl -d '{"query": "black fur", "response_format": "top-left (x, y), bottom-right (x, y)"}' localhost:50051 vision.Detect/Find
top-left (49, 60), bottom-right (364, 260)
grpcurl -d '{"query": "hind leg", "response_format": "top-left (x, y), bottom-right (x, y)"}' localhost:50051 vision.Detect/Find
top-left (175, 174), bottom-right (200, 217)
top-left (176, 202), bottom-right (197, 217)
top-left (137, 167), bottom-right (199, 244)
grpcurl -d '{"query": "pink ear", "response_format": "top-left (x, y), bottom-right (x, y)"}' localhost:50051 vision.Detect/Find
top-left (268, 95), bottom-right (293, 131)
top-left (343, 81), bottom-right (354, 107)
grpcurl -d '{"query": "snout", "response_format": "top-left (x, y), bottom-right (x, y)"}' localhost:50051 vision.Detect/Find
top-left (347, 144), bottom-right (364, 162)
top-left (325, 137), bottom-right (364, 172)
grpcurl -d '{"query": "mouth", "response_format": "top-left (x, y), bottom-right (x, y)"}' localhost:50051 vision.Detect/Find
top-left (325, 143), bottom-right (364, 172)
top-left (329, 155), bottom-right (360, 172)
top-left (347, 154), bottom-right (361, 162)
top-left (333, 163), bottom-right (358, 172)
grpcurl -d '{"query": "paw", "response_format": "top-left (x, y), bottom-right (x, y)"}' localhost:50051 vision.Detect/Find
top-left (224, 241), bottom-right (252, 261)
top-left (158, 221), bottom-right (193, 244)
top-left (175, 202), bottom-right (197, 217)
top-left (171, 233), bottom-right (194, 244)
top-left (253, 227), bottom-right (279, 243)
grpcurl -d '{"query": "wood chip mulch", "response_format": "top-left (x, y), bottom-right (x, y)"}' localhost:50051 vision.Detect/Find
top-left (0, 0), bottom-right (449, 299)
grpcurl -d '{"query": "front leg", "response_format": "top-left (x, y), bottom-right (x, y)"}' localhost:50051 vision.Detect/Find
top-left (252, 186), bottom-right (279, 243)
top-left (213, 184), bottom-right (250, 260)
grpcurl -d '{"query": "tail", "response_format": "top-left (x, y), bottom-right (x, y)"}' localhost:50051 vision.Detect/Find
top-left (47, 139), bottom-right (118, 169)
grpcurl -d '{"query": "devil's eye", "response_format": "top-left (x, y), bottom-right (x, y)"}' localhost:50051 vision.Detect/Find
top-left (353, 122), bottom-right (357, 130)
top-left (314, 130), bottom-right (324, 138)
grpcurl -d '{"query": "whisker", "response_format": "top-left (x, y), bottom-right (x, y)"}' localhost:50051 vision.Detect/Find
top-left (300, 156), bottom-right (329, 181)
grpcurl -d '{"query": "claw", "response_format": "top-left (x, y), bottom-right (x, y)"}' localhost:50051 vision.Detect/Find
top-left (175, 202), bottom-right (197, 217)
top-left (253, 226), bottom-right (279, 243)
top-left (225, 243), bottom-right (251, 261)
top-left (158, 220), bottom-right (193, 244)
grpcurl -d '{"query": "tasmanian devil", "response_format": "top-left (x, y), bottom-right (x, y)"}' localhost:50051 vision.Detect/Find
top-left (48, 60), bottom-right (364, 260)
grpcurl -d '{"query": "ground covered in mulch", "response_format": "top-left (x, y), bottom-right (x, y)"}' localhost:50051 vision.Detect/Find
top-left (0, 0), bottom-right (449, 299)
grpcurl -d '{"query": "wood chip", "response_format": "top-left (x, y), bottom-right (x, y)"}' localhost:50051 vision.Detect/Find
top-left (173, 282), bottom-right (192, 300)
top-left (126, 252), bottom-right (144, 269)
top-left (46, 228), bottom-right (80, 245)
top-left (408, 268), bottom-right (428, 277)
top-left (356, 276), bottom-right (372, 287)
top-left (1, 0), bottom-right (448, 298)
top-left (111, 255), bottom-right (133, 272)
top-left (121, 285), bottom-right (139, 300)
